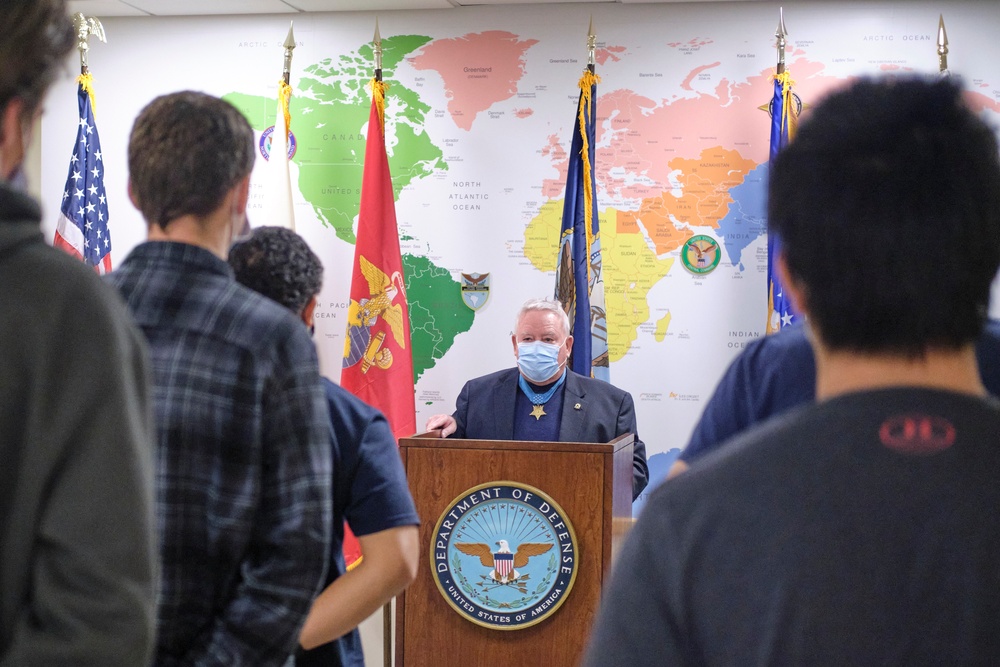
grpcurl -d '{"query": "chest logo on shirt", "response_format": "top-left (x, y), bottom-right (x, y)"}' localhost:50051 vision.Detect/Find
top-left (878, 413), bottom-right (956, 455)
top-left (431, 481), bottom-right (578, 630)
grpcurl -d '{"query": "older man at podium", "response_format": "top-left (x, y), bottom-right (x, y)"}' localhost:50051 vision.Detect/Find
top-left (426, 298), bottom-right (648, 500)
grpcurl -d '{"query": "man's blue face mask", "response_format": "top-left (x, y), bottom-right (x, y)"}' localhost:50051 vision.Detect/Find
top-left (516, 341), bottom-right (562, 384)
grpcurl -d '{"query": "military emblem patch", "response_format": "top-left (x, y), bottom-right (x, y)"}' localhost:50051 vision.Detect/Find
top-left (460, 272), bottom-right (490, 311)
top-left (343, 255), bottom-right (407, 373)
top-left (432, 482), bottom-right (578, 630)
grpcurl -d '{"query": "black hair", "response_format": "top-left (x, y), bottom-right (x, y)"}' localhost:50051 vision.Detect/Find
top-left (769, 76), bottom-right (1000, 355)
top-left (229, 226), bottom-right (323, 315)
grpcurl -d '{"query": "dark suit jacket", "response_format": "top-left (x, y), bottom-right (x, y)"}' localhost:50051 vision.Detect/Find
top-left (451, 368), bottom-right (649, 500)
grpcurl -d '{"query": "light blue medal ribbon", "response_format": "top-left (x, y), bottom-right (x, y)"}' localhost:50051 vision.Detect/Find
top-left (518, 370), bottom-right (566, 419)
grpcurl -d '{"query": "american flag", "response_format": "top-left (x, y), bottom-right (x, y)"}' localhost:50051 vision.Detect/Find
top-left (54, 77), bottom-right (112, 273)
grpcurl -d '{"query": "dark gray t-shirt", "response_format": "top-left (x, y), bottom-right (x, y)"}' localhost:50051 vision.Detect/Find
top-left (585, 388), bottom-right (1000, 666)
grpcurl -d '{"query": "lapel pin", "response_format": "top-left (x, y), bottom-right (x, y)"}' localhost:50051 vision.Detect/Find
top-left (574, 403), bottom-right (582, 410)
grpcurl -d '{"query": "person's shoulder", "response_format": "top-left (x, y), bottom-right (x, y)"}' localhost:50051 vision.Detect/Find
top-left (568, 370), bottom-right (629, 399)
top-left (16, 242), bottom-right (138, 340)
top-left (981, 319), bottom-right (1000, 341)
top-left (684, 386), bottom-right (844, 477)
top-left (464, 367), bottom-right (519, 388)
top-left (322, 377), bottom-right (383, 423)
top-left (740, 322), bottom-right (811, 365)
top-left (220, 281), bottom-right (313, 351)
top-left (976, 320), bottom-right (1000, 360)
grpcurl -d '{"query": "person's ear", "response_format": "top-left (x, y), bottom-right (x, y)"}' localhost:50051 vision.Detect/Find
top-left (127, 178), bottom-right (140, 208)
top-left (233, 175), bottom-right (251, 214)
top-left (0, 98), bottom-right (26, 180)
top-left (301, 295), bottom-right (318, 329)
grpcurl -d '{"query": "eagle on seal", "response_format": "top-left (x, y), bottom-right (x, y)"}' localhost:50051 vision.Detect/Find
top-left (456, 539), bottom-right (552, 584)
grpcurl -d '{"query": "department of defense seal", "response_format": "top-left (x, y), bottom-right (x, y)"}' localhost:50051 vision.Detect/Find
top-left (431, 481), bottom-right (578, 630)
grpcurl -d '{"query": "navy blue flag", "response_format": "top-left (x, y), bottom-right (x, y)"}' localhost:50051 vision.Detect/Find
top-left (555, 66), bottom-right (609, 381)
top-left (54, 76), bottom-right (112, 273)
top-left (766, 71), bottom-right (798, 333)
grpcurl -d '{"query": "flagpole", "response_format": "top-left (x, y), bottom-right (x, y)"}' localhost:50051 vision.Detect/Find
top-left (587, 15), bottom-right (596, 74)
top-left (366, 18), bottom-right (395, 667)
top-left (775, 7), bottom-right (787, 76)
top-left (282, 21), bottom-right (295, 85)
top-left (55, 14), bottom-right (113, 273)
top-left (554, 19), bottom-right (608, 380)
top-left (765, 7), bottom-right (799, 334)
top-left (374, 18), bottom-right (383, 83)
top-left (262, 22), bottom-right (297, 229)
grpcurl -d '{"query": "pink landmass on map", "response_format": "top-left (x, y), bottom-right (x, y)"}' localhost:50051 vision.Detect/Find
top-left (681, 62), bottom-right (721, 91)
top-left (514, 108), bottom-right (534, 119)
top-left (541, 134), bottom-right (569, 198)
top-left (965, 89), bottom-right (1000, 114)
top-left (540, 57), bottom-right (847, 204)
top-left (666, 38), bottom-right (714, 49)
top-left (411, 31), bottom-right (538, 131)
top-left (596, 45), bottom-right (627, 66)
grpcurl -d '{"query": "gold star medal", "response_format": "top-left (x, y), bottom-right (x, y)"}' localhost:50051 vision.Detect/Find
top-left (518, 372), bottom-right (566, 422)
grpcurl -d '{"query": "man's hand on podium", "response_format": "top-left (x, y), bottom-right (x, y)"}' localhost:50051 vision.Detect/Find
top-left (425, 414), bottom-right (457, 437)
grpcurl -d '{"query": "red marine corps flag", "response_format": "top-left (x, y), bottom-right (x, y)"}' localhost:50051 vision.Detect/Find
top-left (340, 24), bottom-right (416, 567)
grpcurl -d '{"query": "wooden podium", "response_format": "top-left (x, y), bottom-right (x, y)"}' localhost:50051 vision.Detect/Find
top-left (394, 433), bottom-right (635, 667)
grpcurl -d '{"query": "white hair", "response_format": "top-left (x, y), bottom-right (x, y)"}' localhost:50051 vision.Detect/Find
top-left (514, 298), bottom-right (571, 337)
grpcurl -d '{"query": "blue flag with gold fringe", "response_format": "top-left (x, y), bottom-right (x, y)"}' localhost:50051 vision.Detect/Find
top-left (766, 70), bottom-right (799, 333)
top-left (555, 65), bottom-right (609, 381)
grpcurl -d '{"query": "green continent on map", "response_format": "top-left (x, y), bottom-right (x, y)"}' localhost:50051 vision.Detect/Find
top-left (523, 203), bottom-right (673, 362)
top-left (403, 254), bottom-right (476, 381)
top-left (224, 35), bottom-right (445, 244)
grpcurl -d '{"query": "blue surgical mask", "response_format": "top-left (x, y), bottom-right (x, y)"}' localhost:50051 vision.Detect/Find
top-left (516, 341), bottom-right (562, 384)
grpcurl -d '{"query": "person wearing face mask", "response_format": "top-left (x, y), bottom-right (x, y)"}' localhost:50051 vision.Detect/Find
top-left (0, 1), bottom-right (158, 665)
top-left (426, 298), bottom-right (648, 500)
top-left (107, 92), bottom-right (333, 666)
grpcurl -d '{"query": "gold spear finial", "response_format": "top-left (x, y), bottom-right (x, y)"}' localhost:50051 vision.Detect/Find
top-left (587, 16), bottom-right (596, 69)
top-left (72, 13), bottom-right (106, 74)
top-left (775, 7), bottom-right (788, 74)
top-left (937, 14), bottom-right (949, 76)
top-left (282, 22), bottom-right (296, 85)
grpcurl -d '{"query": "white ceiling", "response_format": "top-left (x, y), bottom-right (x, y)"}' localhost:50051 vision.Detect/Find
top-left (67, 0), bottom-right (771, 16)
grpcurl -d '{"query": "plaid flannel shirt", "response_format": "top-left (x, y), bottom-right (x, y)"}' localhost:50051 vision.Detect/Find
top-left (109, 241), bottom-right (332, 666)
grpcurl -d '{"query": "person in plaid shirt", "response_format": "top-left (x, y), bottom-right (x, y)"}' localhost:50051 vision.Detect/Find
top-left (109, 91), bottom-right (333, 666)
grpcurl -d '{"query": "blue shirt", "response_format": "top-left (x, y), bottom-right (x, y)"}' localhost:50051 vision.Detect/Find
top-left (682, 320), bottom-right (1000, 465)
top-left (296, 379), bottom-right (420, 667)
top-left (109, 241), bottom-right (333, 667)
